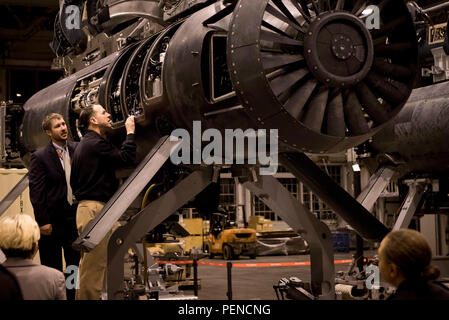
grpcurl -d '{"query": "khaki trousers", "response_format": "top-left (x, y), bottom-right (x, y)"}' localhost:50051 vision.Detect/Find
top-left (75, 200), bottom-right (118, 300)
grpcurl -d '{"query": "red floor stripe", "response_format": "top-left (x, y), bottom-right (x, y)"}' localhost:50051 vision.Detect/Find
top-left (154, 259), bottom-right (353, 267)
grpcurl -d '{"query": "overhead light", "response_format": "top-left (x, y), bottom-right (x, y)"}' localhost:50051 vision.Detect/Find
top-left (362, 8), bottom-right (374, 16)
top-left (352, 164), bottom-right (361, 172)
top-left (16, 93), bottom-right (22, 97)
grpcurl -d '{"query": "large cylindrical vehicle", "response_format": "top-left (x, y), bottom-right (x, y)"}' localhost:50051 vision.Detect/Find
top-left (368, 80), bottom-right (449, 175)
top-left (20, 0), bottom-right (418, 164)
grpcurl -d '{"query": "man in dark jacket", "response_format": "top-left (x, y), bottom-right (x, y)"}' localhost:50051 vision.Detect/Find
top-left (28, 113), bottom-right (80, 300)
top-left (71, 104), bottom-right (136, 300)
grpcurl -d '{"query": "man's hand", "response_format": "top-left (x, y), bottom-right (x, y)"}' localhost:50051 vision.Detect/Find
top-left (125, 116), bottom-right (135, 135)
top-left (40, 224), bottom-right (52, 236)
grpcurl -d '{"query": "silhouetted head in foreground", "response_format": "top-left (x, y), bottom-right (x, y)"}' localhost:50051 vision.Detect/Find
top-left (378, 229), bottom-right (440, 288)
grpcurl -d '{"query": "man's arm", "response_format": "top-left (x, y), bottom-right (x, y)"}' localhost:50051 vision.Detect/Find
top-left (28, 152), bottom-right (51, 229)
top-left (95, 135), bottom-right (136, 167)
top-left (96, 116), bottom-right (136, 167)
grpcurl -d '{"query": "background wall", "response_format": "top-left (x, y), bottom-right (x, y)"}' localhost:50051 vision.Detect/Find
top-left (0, 168), bottom-right (40, 263)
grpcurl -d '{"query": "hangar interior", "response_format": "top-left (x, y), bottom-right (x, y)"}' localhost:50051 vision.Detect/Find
top-left (1, 0), bottom-right (449, 300)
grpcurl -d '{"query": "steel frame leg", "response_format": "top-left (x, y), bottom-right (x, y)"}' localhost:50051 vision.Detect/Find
top-left (243, 175), bottom-right (335, 300)
top-left (338, 166), bottom-right (396, 229)
top-left (106, 168), bottom-right (213, 300)
top-left (357, 166), bottom-right (396, 212)
top-left (393, 179), bottom-right (426, 230)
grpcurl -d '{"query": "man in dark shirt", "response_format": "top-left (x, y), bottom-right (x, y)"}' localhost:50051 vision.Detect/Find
top-left (28, 113), bottom-right (80, 300)
top-left (71, 104), bottom-right (136, 300)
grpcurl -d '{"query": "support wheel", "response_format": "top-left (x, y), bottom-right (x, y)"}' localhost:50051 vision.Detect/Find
top-left (205, 243), bottom-right (214, 258)
top-left (223, 245), bottom-right (233, 260)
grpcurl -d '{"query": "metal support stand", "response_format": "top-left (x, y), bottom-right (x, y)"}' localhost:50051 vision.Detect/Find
top-left (193, 259), bottom-right (198, 297)
top-left (107, 168), bottom-right (213, 300)
top-left (393, 179), bottom-right (427, 230)
top-left (226, 262), bottom-right (232, 300)
top-left (78, 149), bottom-right (394, 300)
top-left (0, 174), bottom-right (29, 218)
top-left (243, 175), bottom-right (335, 300)
top-left (353, 170), bottom-right (364, 272)
top-left (356, 166), bottom-right (396, 212)
top-left (337, 166), bottom-right (395, 231)
top-left (276, 154), bottom-right (395, 299)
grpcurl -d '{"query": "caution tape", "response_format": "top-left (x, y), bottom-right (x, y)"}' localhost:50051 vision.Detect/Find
top-left (154, 259), bottom-right (353, 267)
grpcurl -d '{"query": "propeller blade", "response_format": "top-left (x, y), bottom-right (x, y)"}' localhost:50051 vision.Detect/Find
top-left (355, 81), bottom-right (389, 124)
top-left (343, 91), bottom-right (369, 135)
top-left (260, 29), bottom-right (304, 46)
top-left (298, 0), bottom-right (311, 16)
top-left (374, 43), bottom-right (415, 57)
top-left (288, 0), bottom-right (311, 23)
top-left (272, 0), bottom-right (303, 26)
top-left (261, 52), bottom-right (304, 70)
top-left (372, 58), bottom-right (413, 79)
top-left (262, 20), bottom-right (292, 38)
top-left (335, 0), bottom-right (345, 10)
top-left (326, 92), bottom-right (346, 137)
top-left (311, 0), bottom-right (321, 13)
top-left (370, 16), bottom-right (407, 39)
top-left (352, 0), bottom-right (367, 16)
top-left (365, 72), bottom-right (409, 105)
top-left (302, 86), bottom-right (329, 132)
top-left (285, 78), bottom-right (318, 119)
top-left (270, 68), bottom-right (309, 96)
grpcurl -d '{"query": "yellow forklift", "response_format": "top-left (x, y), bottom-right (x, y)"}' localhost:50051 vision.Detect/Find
top-left (205, 212), bottom-right (257, 260)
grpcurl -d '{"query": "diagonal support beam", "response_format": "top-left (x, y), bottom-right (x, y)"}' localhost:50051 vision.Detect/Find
top-left (243, 175), bottom-right (335, 299)
top-left (338, 166), bottom-right (396, 231)
top-left (357, 166), bottom-right (396, 212)
top-left (280, 152), bottom-right (389, 241)
top-left (106, 168), bottom-right (213, 300)
top-left (393, 180), bottom-right (426, 230)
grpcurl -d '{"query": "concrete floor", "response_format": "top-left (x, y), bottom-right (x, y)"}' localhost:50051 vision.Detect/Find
top-left (179, 250), bottom-right (378, 300)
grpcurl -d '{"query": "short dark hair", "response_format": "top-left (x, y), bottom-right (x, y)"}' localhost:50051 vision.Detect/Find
top-left (42, 113), bottom-right (63, 132)
top-left (78, 105), bottom-right (96, 131)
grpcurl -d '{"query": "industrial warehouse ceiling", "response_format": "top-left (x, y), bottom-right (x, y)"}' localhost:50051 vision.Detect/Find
top-left (0, 0), bottom-right (447, 68)
top-left (0, 0), bottom-right (58, 68)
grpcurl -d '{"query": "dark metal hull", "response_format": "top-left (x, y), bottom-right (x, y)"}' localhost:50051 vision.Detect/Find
top-left (370, 80), bottom-right (449, 175)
